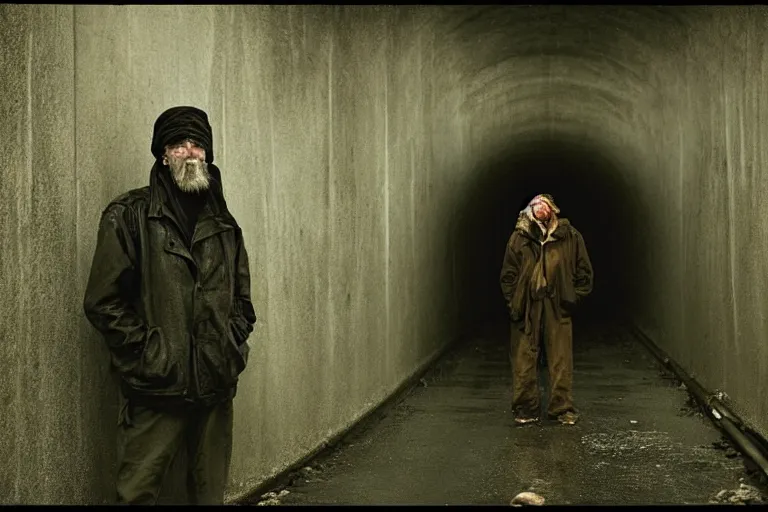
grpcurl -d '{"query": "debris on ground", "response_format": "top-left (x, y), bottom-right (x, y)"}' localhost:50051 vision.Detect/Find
top-left (678, 383), bottom-right (687, 391)
top-left (420, 378), bottom-right (428, 387)
top-left (257, 491), bottom-right (281, 506)
top-left (711, 438), bottom-right (740, 459)
top-left (709, 483), bottom-right (766, 505)
top-left (256, 488), bottom-right (290, 506)
top-left (630, 420), bottom-right (638, 424)
top-left (510, 491), bottom-right (545, 506)
top-left (678, 393), bottom-right (704, 418)
top-left (294, 463), bottom-right (333, 484)
top-left (743, 463), bottom-right (768, 487)
top-left (582, 431), bottom-right (676, 459)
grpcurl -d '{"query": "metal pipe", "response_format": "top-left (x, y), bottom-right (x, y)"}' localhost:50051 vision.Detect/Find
top-left (626, 322), bottom-right (768, 480)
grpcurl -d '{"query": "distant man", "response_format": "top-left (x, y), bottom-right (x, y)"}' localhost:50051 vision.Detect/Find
top-left (83, 106), bottom-right (257, 504)
top-left (499, 194), bottom-right (593, 425)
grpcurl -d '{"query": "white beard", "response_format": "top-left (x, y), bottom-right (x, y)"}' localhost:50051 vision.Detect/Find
top-left (168, 156), bottom-right (211, 193)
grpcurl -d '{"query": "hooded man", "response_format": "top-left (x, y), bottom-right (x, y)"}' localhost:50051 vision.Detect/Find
top-left (83, 106), bottom-right (257, 504)
top-left (499, 194), bottom-right (593, 426)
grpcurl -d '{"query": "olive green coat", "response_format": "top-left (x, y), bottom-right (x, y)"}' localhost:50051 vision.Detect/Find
top-left (499, 212), bottom-right (593, 334)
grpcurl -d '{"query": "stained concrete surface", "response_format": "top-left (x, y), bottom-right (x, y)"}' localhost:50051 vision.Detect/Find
top-left (250, 320), bottom-right (765, 506)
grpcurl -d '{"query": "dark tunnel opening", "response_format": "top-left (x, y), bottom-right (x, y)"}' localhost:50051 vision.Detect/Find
top-left (455, 134), bottom-right (647, 344)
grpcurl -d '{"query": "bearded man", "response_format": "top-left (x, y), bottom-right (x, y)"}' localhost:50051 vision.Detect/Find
top-left (83, 106), bottom-right (256, 504)
top-left (499, 194), bottom-right (593, 426)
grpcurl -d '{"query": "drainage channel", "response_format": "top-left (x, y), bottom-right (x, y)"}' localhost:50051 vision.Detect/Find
top-left (626, 322), bottom-right (768, 483)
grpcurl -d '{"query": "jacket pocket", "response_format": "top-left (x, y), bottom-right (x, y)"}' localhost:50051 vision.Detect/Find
top-left (509, 284), bottom-right (525, 318)
top-left (224, 321), bottom-right (247, 377)
top-left (229, 317), bottom-right (250, 365)
top-left (556, 263), bottom-right (578, 318)
top-left (124, 326), bottom-right (181, 392)
top-left (195, 327), bottom-right (246, 397)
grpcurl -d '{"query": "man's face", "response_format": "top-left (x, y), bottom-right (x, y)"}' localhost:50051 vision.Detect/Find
top-left (164, 139), bottom-right (210, 193)
top-left (531, 200), bottom-right (552, 222)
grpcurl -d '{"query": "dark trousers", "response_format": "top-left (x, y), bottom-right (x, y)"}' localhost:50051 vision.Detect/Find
top-left (509, 298), bottom-right (575, 418)
top-left (115, 396), bottom-right (234, 505)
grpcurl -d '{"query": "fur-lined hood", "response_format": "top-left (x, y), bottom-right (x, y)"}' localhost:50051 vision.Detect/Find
top-left (515, 206), bottom-right (572, 242)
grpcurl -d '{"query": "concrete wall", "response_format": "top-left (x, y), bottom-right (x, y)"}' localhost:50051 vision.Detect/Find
top-left (0, 5), bottom-right (465, 504)
top-left (0, 5), bottom-right (81, 504)
top-left (637, 7), bottom-right (768, 437)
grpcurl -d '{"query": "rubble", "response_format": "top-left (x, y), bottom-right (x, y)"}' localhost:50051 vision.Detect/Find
top-left (711, 438), bottom-right (740, 459)
top-left (510, 491), bottom-right (545, 506)
top-left (709, 483), bottom-right (766, 505)
top-left (257, 491), bottom-right (281, 506)
top-left (581, 430), bottom-right (677, 459)
top-left (256, 489), bottom-right (290, 506)
top-left (678, 393), bottom-right (704, 418)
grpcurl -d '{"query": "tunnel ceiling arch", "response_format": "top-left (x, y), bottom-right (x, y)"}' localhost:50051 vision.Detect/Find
top-left (433, 5), bottom-right (699, 147)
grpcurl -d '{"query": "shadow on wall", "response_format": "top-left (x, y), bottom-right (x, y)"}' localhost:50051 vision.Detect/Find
top-left (453, 133), bottom-right (647, 339)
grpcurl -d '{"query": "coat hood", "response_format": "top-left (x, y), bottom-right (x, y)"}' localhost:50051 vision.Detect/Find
top-left (151, 106), bottom-right (215, 164)
top-left (515, 207), bottom-right (571, 241)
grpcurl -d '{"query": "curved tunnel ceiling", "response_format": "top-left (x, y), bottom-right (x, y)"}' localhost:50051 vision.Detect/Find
top-left (435, 5), bottom-right (696, 140)
top-left (427, 6), bottom-right (701, 329)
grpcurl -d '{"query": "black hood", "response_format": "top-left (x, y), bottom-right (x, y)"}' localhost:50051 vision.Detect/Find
top-left (151, 106), bottom-right (215, 164)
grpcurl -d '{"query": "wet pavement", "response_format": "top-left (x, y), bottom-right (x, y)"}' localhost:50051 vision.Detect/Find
top-left (246, 320), bottom-right (767, 506)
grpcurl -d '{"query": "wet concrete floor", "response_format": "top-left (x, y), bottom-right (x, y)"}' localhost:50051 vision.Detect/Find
top-left (248, 320), bottom-right (763, 505)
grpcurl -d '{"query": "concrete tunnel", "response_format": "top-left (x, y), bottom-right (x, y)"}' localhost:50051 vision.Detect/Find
top-left (1, 4), bottom-right (767, 504)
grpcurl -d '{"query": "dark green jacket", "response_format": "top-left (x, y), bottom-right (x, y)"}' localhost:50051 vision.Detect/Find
top-left (499, 213), bottom-right (593, 334)
top-left (83, 164), bottom-right (256, 407)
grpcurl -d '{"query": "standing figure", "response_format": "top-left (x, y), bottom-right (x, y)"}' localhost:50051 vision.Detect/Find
top-left (83, 106), bottom-right (257, 504)
top-left (499, 194), bottom-right (593, 425)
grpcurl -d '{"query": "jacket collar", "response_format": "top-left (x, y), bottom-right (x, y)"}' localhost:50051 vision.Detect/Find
top-left (147, 161), bottom-right (240, 247)
top-left (515, 210), bottom-right (570, 242)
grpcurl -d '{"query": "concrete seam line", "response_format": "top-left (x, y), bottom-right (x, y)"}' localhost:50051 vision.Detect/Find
top-left (225, 334), bottom-right (464, 504)
top-left (625, 320), bottom-right (768, 480)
